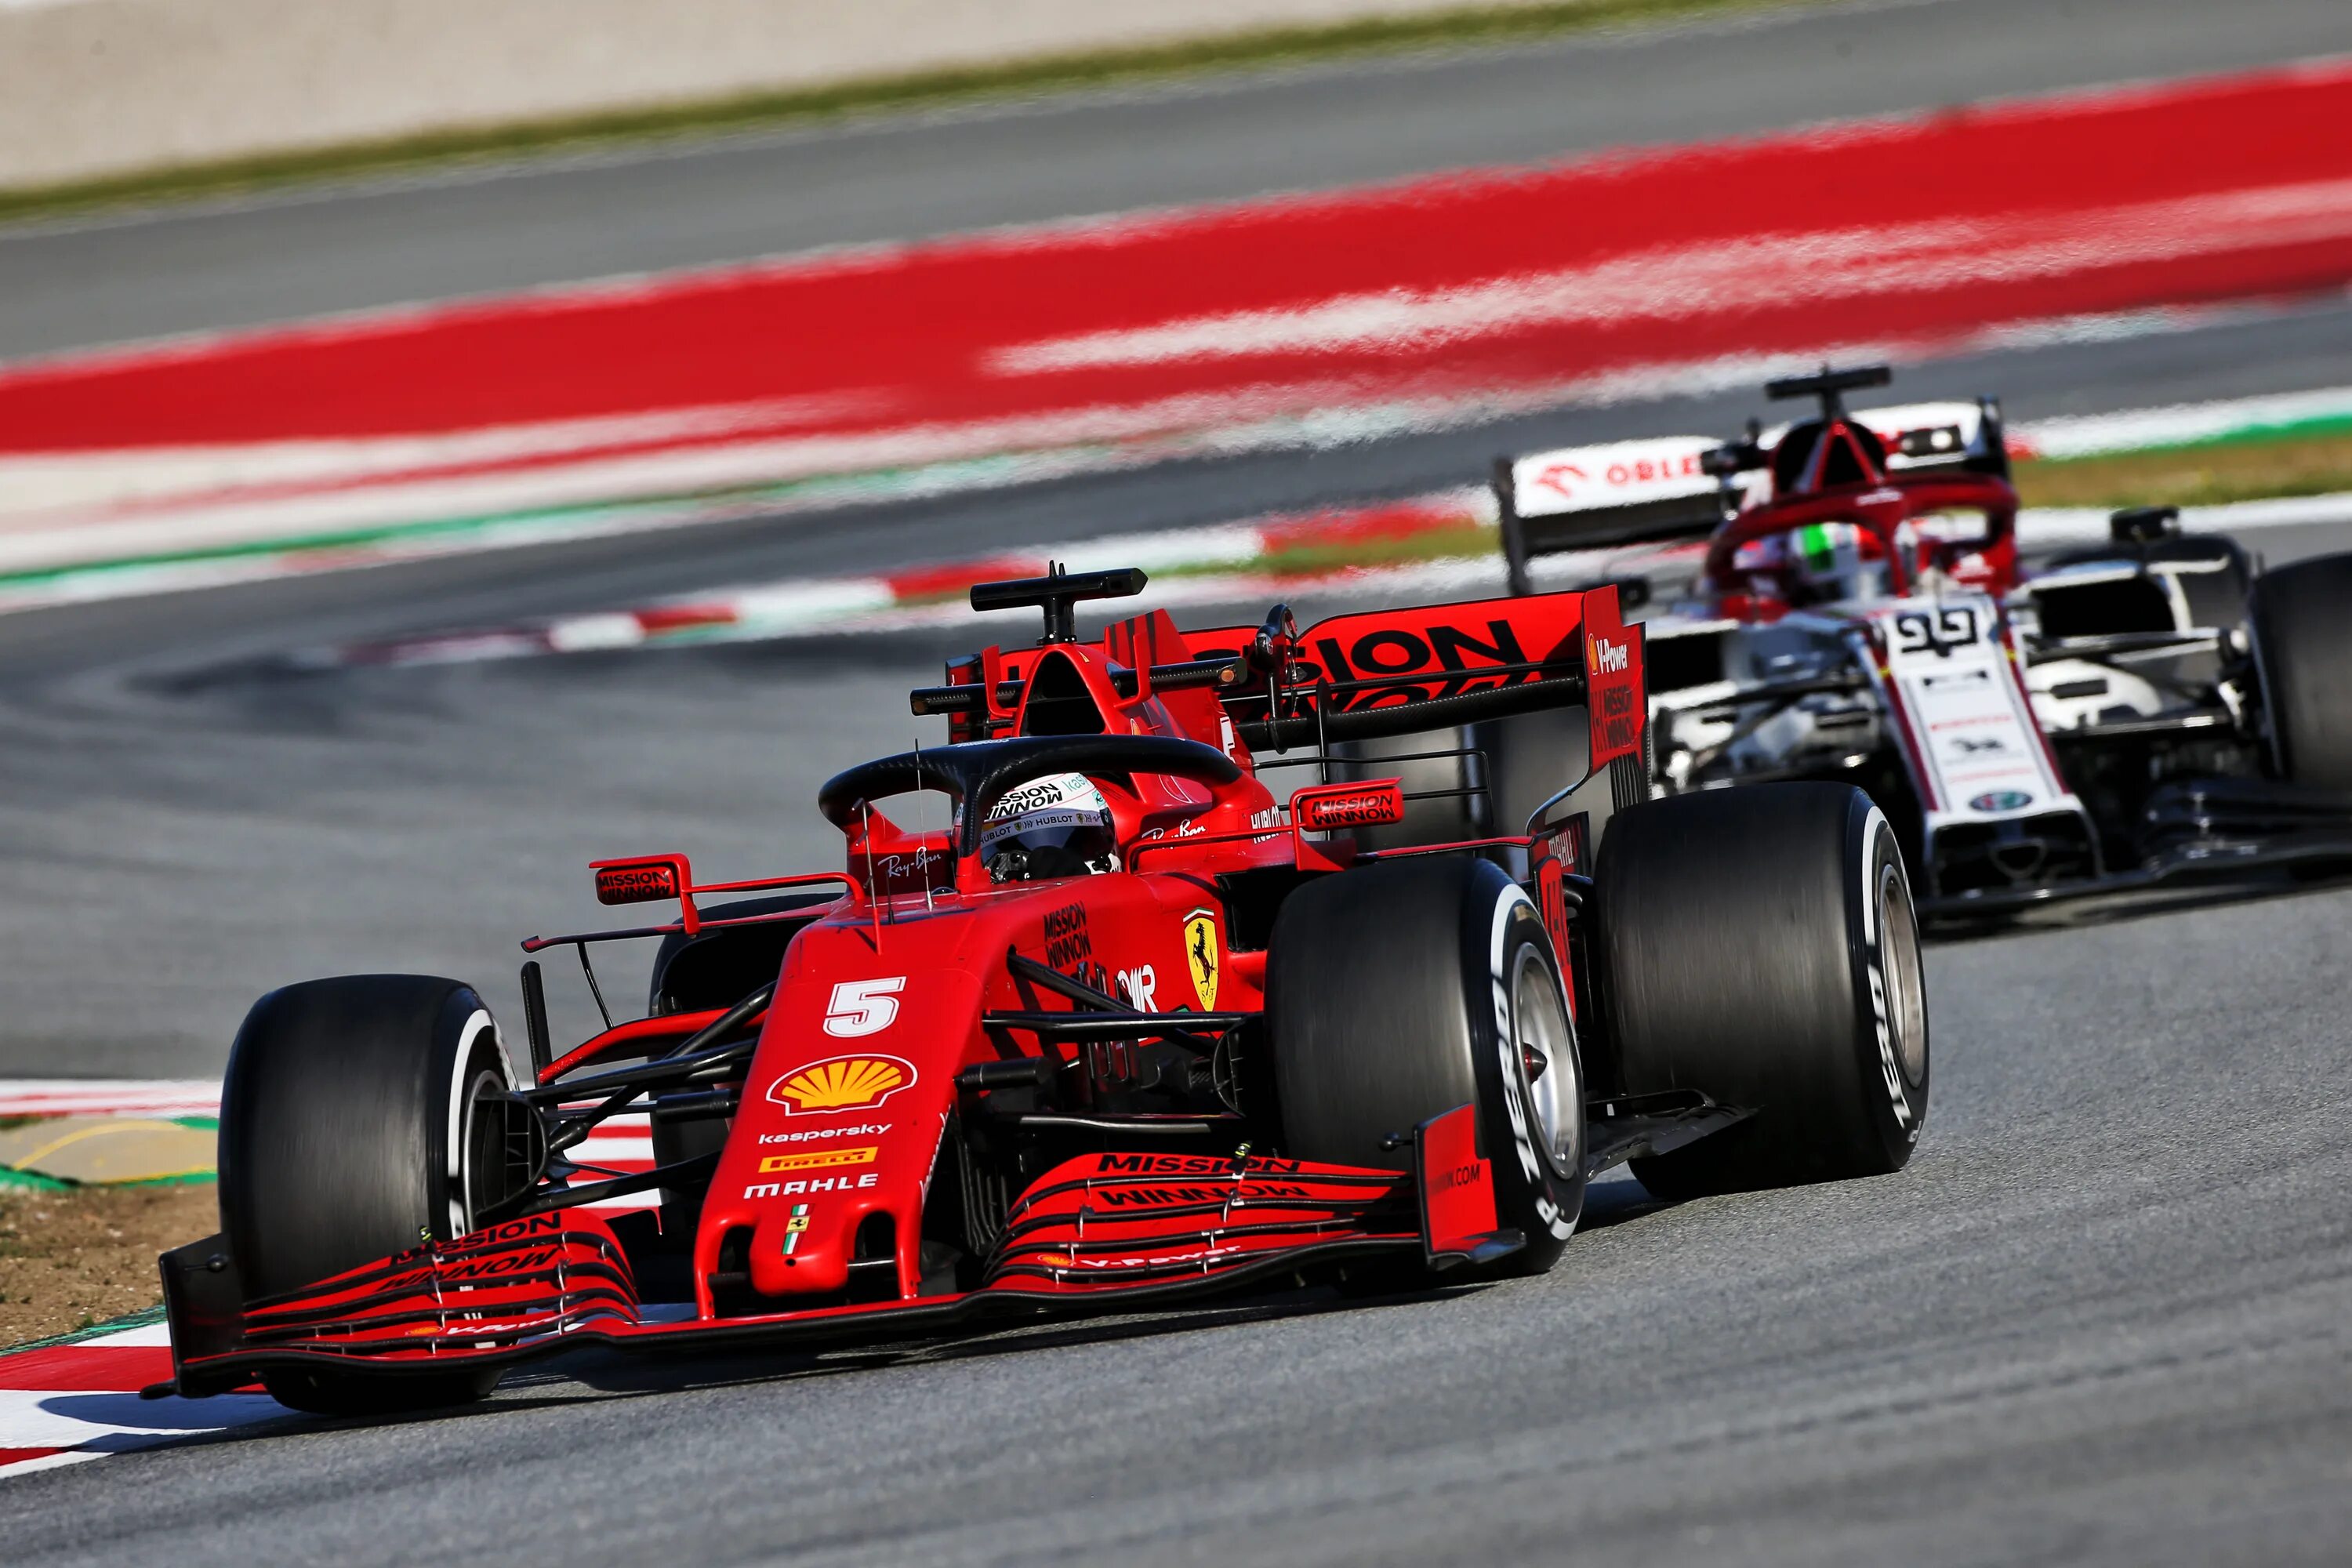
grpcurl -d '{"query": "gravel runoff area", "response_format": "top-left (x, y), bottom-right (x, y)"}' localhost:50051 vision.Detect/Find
top-left (0, 1182), bottom-right (215, 1348)
top-left (0, 0), bottom-right (1805, 193)
top-left (0, 0), bottom-right (1812, 197)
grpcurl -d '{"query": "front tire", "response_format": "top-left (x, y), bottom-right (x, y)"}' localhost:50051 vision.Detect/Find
top-left (2250, 551), bottom-right (2352, 788)
top-left (1268, 856), bottom-right (1585, 1276)
top-left (219, 974), bottom-right (517, 1414)
top-left (1595, 783), bottom-right (1927, 1199)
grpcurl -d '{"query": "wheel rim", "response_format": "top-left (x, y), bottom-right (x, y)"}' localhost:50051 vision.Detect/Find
top-left (1877, 861), bottom-right (1928, 1089)
top-left (1510, 944), bottom-right (1581, 1174)
top-left (456, 1066), bottom-right (510, 1234)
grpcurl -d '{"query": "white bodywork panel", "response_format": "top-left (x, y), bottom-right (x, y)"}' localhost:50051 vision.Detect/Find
top-left (1508, 437), bottom-right (1720, 518)
top-left (1864, 594), bottom-right (2085, 838)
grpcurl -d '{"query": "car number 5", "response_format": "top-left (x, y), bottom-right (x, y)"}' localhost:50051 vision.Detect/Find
top-left (824, 977), bottom-right (905, 1036)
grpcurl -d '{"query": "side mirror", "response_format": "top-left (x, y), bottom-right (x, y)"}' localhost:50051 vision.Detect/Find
top-left (1290, 779), bottom-right (1406, 833)
top-left (593, 855), bottom-right (688, 905)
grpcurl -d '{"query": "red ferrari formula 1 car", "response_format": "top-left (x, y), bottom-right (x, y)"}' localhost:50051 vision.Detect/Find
top-left (154, 570), bottom-right (1928, 1413)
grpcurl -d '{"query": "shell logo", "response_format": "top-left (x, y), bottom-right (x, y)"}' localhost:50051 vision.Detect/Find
top-left (766, 1054), bottom-right (917, 1116)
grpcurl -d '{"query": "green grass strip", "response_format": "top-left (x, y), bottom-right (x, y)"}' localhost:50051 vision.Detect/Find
top-left (0, 0), bottom-right (1809, 223)
top-left (13, 399), bottom-right (2346, 605)
top-left (0, 1305), bottom-right (168, 1358)
top-left (2015, 424), bottom-right (2352, 511)
top-left (1, 1167), bottom-right (216, 1191)
top-left (2102, 412), bottom-right (2352, 458)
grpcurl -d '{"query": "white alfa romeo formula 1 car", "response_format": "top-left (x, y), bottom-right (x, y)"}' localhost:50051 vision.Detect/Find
top-left (1460, 365), bottom-right (2352, 924)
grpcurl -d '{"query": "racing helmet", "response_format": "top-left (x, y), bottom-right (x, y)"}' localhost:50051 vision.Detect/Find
top-left (1788, 521), bottom-right (1886, 603)
top-left (980, 771), bottom-right (1117, 883)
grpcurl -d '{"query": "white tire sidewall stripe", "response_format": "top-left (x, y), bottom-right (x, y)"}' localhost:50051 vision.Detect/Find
top-left (1488, 884), bottom-right (1577, 1240)
top-left (1853, 803), bottom-right (1917, 1133)
top-left (445, 1006), bottom-right (505, 1238)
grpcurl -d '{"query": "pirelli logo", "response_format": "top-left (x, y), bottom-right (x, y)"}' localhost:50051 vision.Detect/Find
top-left (758, 1145), bottom-right (879, 1174)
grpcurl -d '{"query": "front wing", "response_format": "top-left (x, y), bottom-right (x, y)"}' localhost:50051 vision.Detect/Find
top-left (1918, 776), bottom-right (2352, 924)
top-left (153, 1106), bottom-right (1513, 1399)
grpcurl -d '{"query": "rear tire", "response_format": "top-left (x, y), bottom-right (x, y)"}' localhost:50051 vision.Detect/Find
top-left (1269, 856), bottom-right (1584, 1276)
top-left (1594, 783), bottom-right (1927, 1199)
top-left (219, 975), bottom-right (517, 1415)
top-left (2250, 552), bottom-right (2352, 789)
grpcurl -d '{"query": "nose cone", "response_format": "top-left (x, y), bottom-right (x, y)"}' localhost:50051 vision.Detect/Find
top-left (709, 1141), bottom-right (895, 1302)
top-left (696, 915), bottom-right (989, 1312)
top-left (750, 1192), bottom-right (856, 1296)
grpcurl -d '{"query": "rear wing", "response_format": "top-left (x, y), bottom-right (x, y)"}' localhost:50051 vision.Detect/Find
top-left (1494, 436), bottom-right (1732, 595)
top-left (1494, 397), bottom-right (2009, 593)
top-left (1183, 584), bottom-right (1646, 778)
top-left (907, 575), bottom-right (1645, 786)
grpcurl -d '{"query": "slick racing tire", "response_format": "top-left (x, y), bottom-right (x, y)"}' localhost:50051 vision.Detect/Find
top-left (2250, 551), bottom-right (2352, 789)
top-left (1268, 855), bottom-right (1585, 1276)
top-left (1595, 783), bottom-right (1927, 1200)
top-left (220, 975), bottom-right (517, 1415)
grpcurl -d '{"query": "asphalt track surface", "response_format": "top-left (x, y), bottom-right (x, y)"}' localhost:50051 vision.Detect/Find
top-left (5, 2), bottom-right (2352, 1557)
top-left (3, 0), bottom-right (2350, 360)
top-left (2, 305), bottom-right (2350, 1563)
top-left (5, 291), bottom-right (2352, 1077)
top-left (4, 886), bottom-right (2349, 1565)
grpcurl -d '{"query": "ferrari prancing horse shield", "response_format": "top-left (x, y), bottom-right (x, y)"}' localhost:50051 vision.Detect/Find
top-left (1183, 909), bottom-right (1221, 1010)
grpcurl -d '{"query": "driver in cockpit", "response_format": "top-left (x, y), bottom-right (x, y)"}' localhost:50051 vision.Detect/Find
top-left (979, 772), bottom-right (1120, 883)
